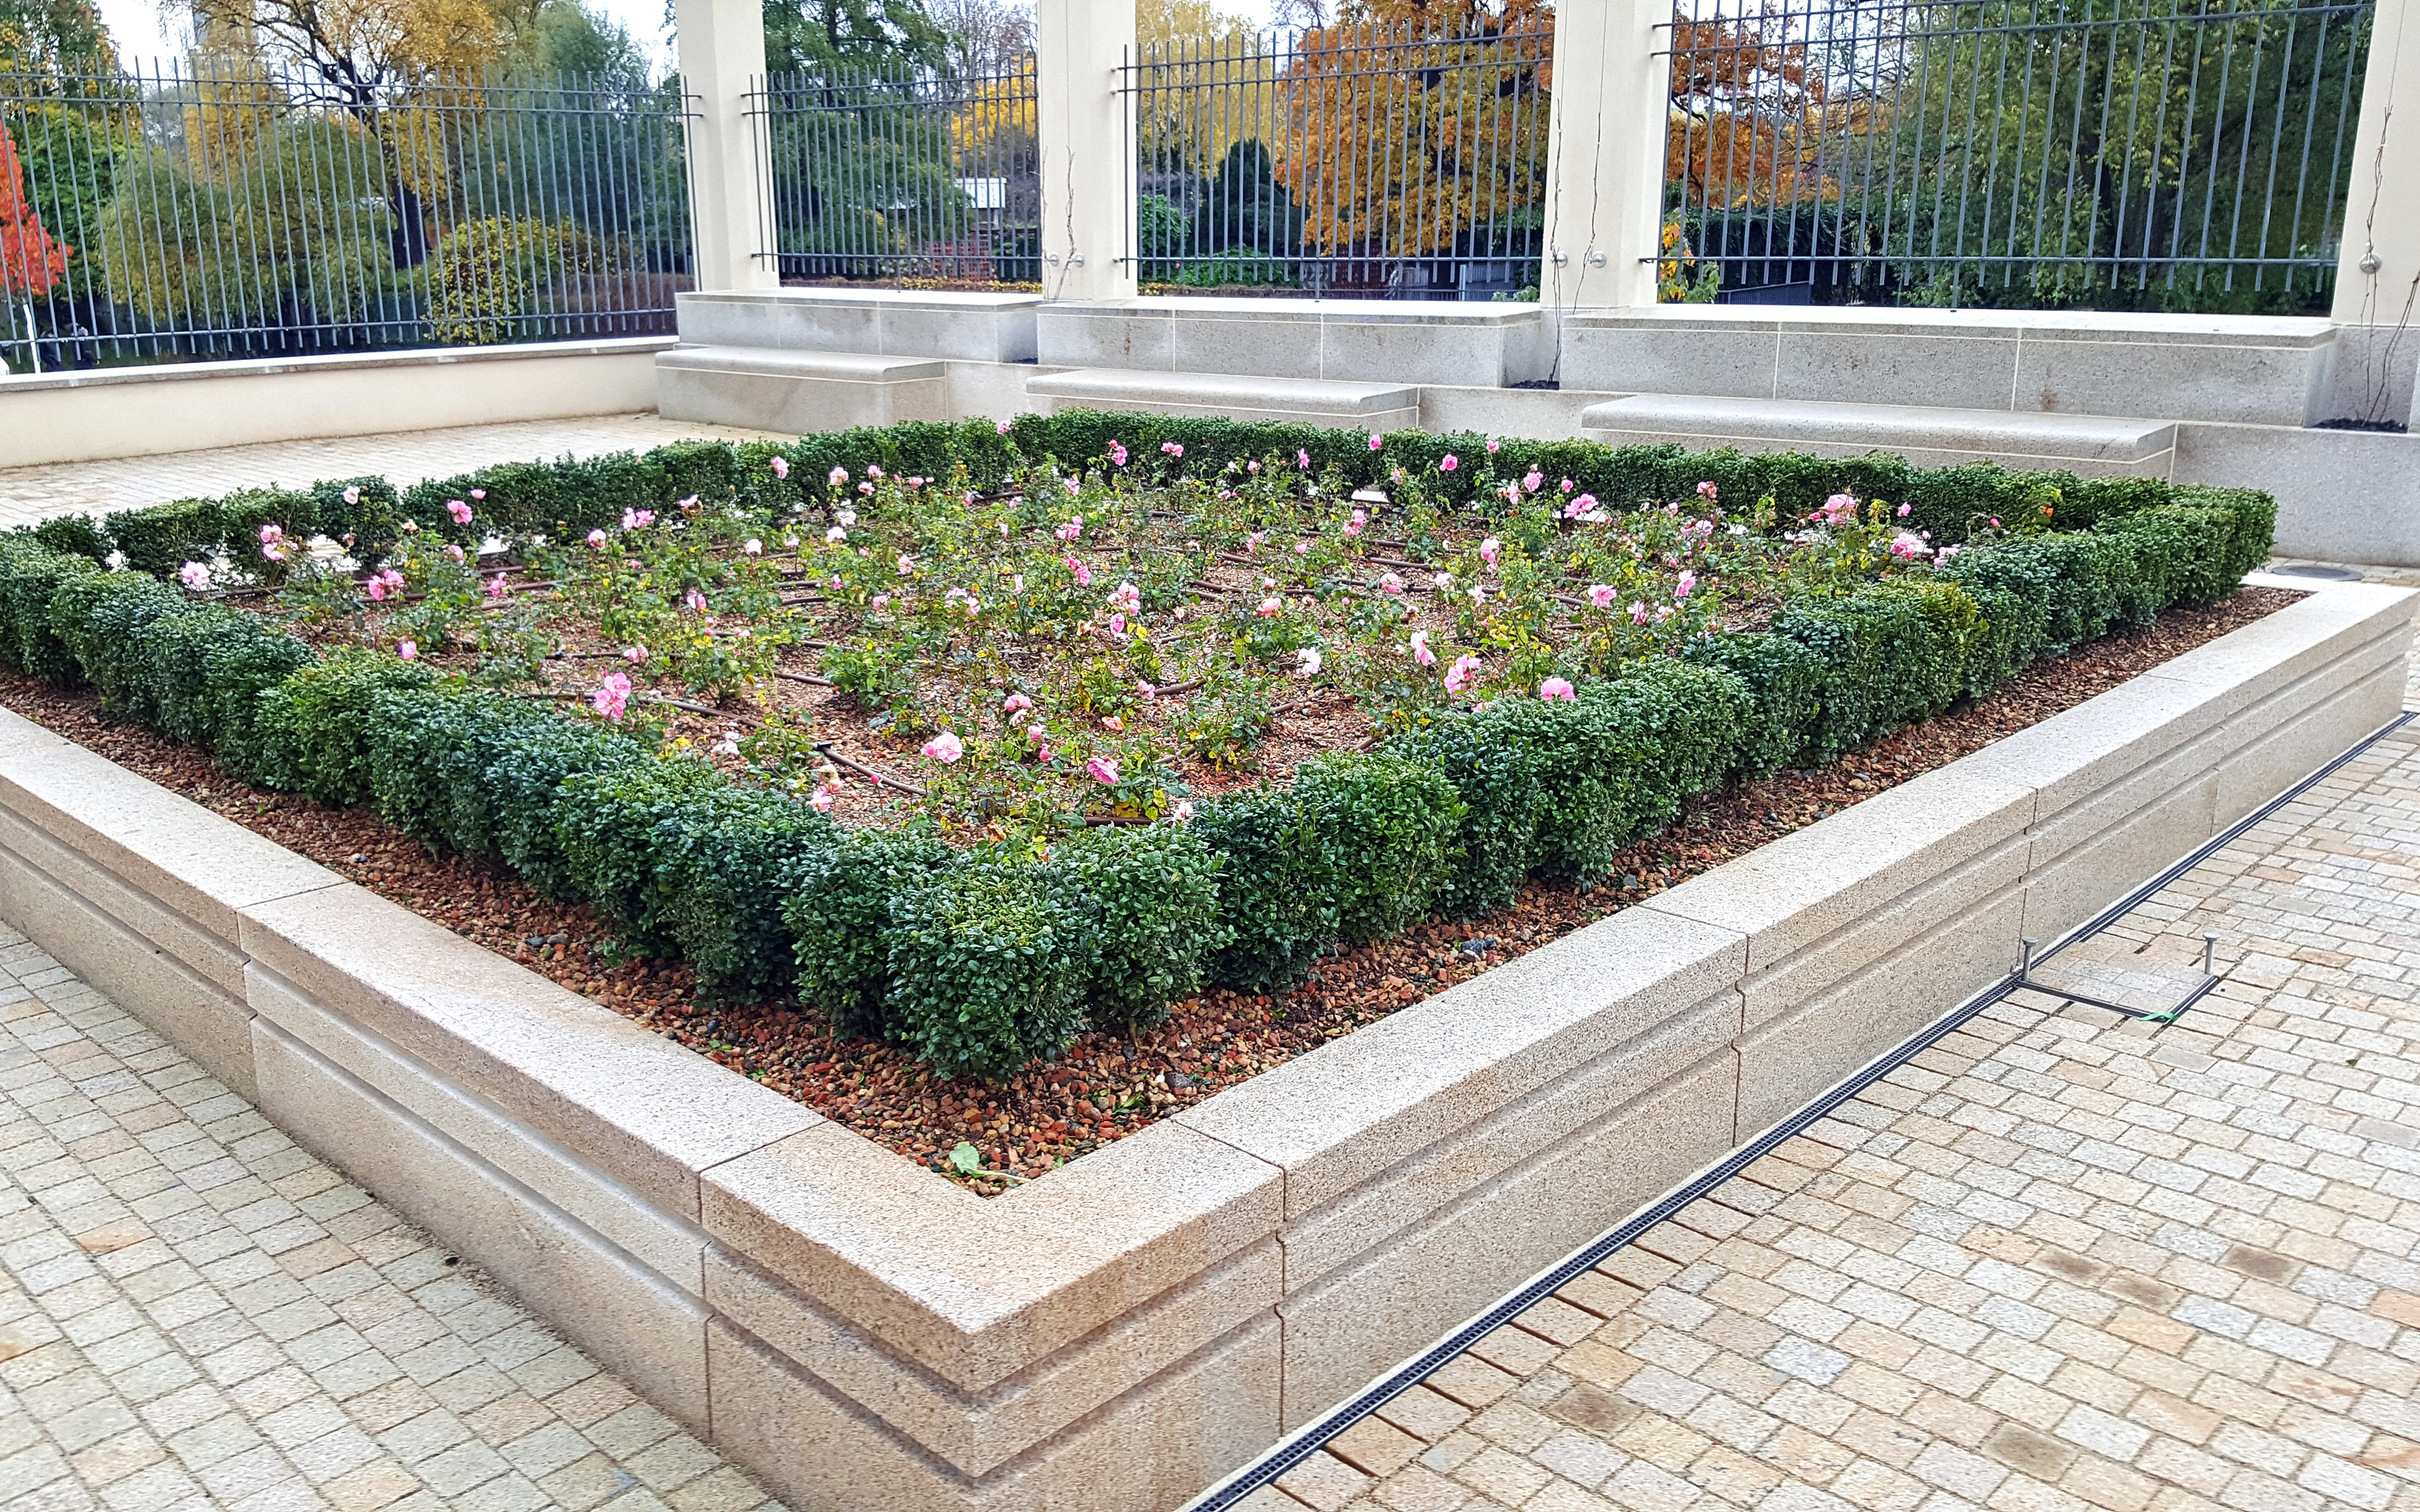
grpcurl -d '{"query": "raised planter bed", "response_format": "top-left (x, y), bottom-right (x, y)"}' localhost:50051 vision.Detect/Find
top-left (0, 572), bottom-right (2406, 1511)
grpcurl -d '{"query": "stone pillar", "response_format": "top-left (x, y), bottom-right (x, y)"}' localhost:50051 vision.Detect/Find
top-left (678, 0), bottom-right (777, 293)
top-left (2330, 0), bottom-right (2420, 422)
top-left (1537, 0), bottom-right (1667, 308)
top-left (1035, 0), bottom-right (1139, 300)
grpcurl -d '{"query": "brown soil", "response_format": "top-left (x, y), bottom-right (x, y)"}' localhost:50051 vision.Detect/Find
top-left (0, 586), bottom-right (2301, 1194)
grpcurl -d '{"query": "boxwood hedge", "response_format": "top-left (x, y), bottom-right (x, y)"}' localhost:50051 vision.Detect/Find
top-left (0, 413), bottom-right (2278, 1081)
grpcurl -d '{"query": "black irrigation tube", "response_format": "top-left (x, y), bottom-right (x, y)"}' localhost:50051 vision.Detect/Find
top-left (1184, 707), bottom-right (2414, 1512)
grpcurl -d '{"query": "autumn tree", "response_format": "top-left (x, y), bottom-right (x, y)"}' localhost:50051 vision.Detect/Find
top-left (1276, 0), bottom-right (1550, 283)
top-left (0, 0), bottom-right (115, 79)
top-left (190, 0), bottom-right (504, 266)
top-left (1664, 14), bottom-right (1834, 209)
top-left (0, 114), bottom-right (70, 298)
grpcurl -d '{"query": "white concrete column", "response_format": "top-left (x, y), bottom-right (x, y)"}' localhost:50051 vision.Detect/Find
top-left (2334, 0), bottom-right (2420, 325)
top-left (678, 0), bottom-right (777, 293)
top-left (1537, 0), bottom-right (1667, 308)
top-left (1035, 0), bottom-right (1138, 300)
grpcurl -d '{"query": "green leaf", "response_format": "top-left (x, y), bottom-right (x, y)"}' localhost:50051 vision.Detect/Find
top-left (949, 1142), bottom-right (982, 1176)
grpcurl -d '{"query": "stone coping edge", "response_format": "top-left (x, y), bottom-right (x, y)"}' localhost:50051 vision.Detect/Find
top-left (0, 577), bottom-right (2408, 1510)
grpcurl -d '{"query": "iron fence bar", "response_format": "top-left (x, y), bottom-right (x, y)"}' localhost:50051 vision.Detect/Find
top-left (1651, 0), bottom-right (2370, 310)
top-left (2, 57), bottom-right (693, 364)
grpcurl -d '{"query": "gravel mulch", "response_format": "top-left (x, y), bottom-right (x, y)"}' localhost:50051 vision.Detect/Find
top-left (0, 585), bottom-right (2301, 1194)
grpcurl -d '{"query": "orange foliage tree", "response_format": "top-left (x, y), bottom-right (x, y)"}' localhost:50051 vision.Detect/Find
top-left (1277, 0), bottom-right (1552, 270)
top-left (0, 116), bottom-right (70, 296)
top-left (1665, 14), bottom-right (1853, 209)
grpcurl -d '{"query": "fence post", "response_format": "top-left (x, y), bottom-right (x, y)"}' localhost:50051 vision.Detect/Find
top-left (1036, 0), bottom-right (1139, 299)
top-left (2332, 0), bottom-right (2420, 420)
top-left (678, 0), bottom-right (777, 293)
top-left (1538, 0), bottom-right (1665, 308)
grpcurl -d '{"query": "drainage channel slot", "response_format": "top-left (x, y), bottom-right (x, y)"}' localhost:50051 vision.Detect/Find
top-left (1180, 708), bottom-right (2412, 1512)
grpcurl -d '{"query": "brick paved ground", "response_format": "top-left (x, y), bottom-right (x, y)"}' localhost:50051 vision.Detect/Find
top-left (0, 417), bottom-right (786, 530)
top-left (0, 931), bottom-right (783, 1512)
top-left (1251, 719), bottom-right (2420, 1512)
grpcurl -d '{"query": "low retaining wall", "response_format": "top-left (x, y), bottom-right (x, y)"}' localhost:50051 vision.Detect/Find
top-left (0, 579), bottom-right (2407, 1512)
top-left (1555, 306), bottom-right (2344, 427)
top-left (0, 337), bottom-right (674, 470)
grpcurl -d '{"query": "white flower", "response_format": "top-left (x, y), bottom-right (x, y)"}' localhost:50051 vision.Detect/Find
top-left (1295, 648), bottom-right (1322, 678)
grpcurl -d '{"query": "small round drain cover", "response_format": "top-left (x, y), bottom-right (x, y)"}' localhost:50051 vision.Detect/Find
top-left (2267, 564), bottom-right (2365, 581)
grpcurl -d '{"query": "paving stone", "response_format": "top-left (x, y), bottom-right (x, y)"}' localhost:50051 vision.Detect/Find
top-left (0, 934), bottom-right (783, 1510)
top-left (1345, 730), bottom-right (2420, 1512)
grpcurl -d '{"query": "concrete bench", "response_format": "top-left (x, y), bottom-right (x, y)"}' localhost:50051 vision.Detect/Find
top-left (655, 346), bottom-right (947, 432)
top-left (1578, 393), bottom-right (2178, 476)
top-left (1026, 367), bottom-right (1421, 429)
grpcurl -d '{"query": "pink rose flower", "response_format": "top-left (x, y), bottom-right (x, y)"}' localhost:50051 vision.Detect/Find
top-left (1085, 755), bottom-right (1121, 785)
top-left (1540, 677), bottom-right (1576, 702)
top-left (922, 732), bottom-right (964, 763)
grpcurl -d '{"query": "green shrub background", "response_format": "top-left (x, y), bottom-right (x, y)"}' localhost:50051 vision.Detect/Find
top-left (0, 413), bottom-right (2280, 1083)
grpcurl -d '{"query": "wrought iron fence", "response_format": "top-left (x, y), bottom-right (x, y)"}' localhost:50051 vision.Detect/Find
top-left (1121, 21), bottom-right (1553, 298)
top-left (0, 59), bottom-right (693, 373)
top-left (748, 60), bottom-right (1041, 284)
top-left (1660, 0), bottom-right (2374, 311)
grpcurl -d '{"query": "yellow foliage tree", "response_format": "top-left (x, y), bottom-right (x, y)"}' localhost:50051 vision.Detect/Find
top-left (190, 0), bottom-right (507, 265)
top-left (948, 53), bottom-right (1035, 162)
top-left (1134, 0), bottom-right (1282, 177)
top-left (1276, 0), bottom-right (1551, 265)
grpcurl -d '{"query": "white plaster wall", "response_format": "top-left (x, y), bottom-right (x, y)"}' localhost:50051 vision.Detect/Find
top-left (0, 338), bottom-right (672, 469)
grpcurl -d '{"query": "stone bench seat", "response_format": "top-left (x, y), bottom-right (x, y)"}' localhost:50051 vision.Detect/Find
top-left (1578, 393), bottom-right (2179, 475)
top-left (655, 345), bottom-right (946, 431)
top-left (1026, 367), bottom-right (1421, 429)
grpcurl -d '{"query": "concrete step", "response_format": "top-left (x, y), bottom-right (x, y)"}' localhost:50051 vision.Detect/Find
top-left (1026, 367), bottom-right (1420, 429)
top-left (654, 346), bottom-right (946, 432)
top-left (1578, 393), bottom-right (2177, 475)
